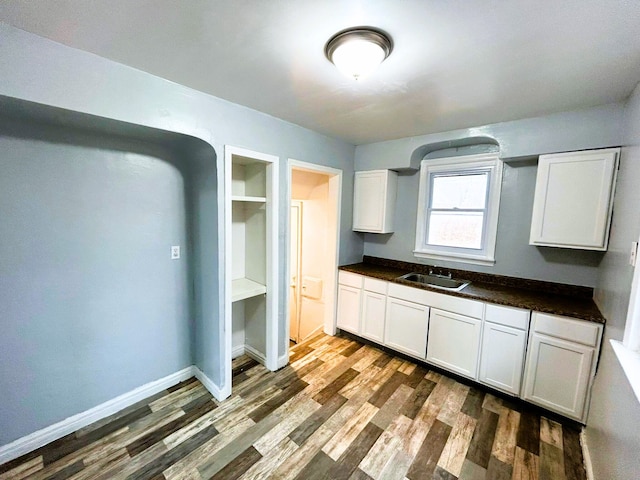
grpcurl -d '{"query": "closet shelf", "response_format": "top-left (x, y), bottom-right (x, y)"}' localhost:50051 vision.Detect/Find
top-left (232, 278), bottom-right (267, 302)
top-left (231, 195), bottom-right (267, 203)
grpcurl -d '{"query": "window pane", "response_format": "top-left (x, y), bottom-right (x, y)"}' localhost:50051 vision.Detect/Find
top-left (431, 172), bottom-right (488, 209)
top-left (427, 211), bottom-right (484, 249)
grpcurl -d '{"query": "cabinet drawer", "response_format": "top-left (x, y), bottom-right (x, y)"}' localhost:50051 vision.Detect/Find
top-left (388, 282), bottom-right (483, 318)
top-left (338, 271), bottom-right (363, 289)
top-left (532, 312), bottom-right (602, 347)
top-left (364, 277), bottom-right (387, 294)
top-left (485, 304), bottom-right (530, 330)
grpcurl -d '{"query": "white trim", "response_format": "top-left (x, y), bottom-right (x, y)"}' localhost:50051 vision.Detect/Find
top-left (624, 231), bottom-right (640, 352)
top-left (414, 153), bottom-right (502, 265)
top-left (581, 429), bottom-right (595, 480)
top-left (0, 366), bottom-right (196, 465)
top-left (286, 159), bottom-right (343, 353)
top-left (277, 354), bottom-right (289, 369)
top-left (232, 344), bottom-right (245, 359)
top-left (245, 344), bottom-right (268, 364)
top-left (193, 366), bottom-right (225, 401)
top-left (610, 340), bottom-right (640, 404)
top-left (413, 250), bottom-right (496, 266)
top-left (224, 145), bottom-right (280, 399)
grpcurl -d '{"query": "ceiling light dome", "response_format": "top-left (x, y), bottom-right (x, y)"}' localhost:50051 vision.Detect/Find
top-left (325, 27), bottom-right (393, 80)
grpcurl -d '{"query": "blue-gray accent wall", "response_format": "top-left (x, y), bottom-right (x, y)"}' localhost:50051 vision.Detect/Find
top-left (0, 113), bottom-right (197, 445)
top-left (0, 23), bottom-right (360, 446)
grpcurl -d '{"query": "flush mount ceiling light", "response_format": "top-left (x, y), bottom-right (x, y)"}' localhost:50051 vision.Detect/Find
top-left (325, 27), bottom-right (393, 80)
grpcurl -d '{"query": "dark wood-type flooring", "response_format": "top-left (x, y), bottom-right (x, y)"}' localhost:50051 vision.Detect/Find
top-left (0, 333), bottom-right (587, 479)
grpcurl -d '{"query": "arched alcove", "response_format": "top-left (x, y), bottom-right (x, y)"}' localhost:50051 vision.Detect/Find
top-left (0, 95), bottom-right (222, 446)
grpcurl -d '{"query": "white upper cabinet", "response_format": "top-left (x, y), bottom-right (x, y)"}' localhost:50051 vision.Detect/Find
top-left (353, 170), bottom-right (398, 233)
top-left (529, 148), bottom-right (619, 250)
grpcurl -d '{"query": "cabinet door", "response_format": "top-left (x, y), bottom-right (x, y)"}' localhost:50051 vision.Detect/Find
top-left (522, 333), bottom-right (594, 420)
top-left (530, 148), bottom-right (618, 250)
top-left (384, 297), bottom-right (429, 359)
top-left (426, 309), bottom-right (482, 379)
top-left (361, 290), bottom-right (386, 343)
top-left (353, 170), bottom-right (397, 233)
top-left (479, 322), bottom-right (527, 395)
top-left (336, 284), bottom-right (361, 334)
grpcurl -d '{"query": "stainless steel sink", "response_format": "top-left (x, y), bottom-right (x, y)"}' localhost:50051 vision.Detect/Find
top-left (398, 272), bottom-right (470, 292)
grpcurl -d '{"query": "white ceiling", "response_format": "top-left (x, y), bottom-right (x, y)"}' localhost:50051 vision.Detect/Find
top-left (1, 1), bottom-right (640, 145)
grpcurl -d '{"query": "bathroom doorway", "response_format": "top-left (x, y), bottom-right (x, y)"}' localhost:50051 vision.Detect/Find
top-left (288, 160), bottom-right (342, 350)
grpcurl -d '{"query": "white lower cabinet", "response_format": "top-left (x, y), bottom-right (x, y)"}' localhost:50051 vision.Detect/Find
top-left (522, 312), bottom-right (602, 422)
top-left (426, 308), bottom-right (482, 379)
top-left (479, 322), bottom-right (527, 395)
top-left (336, 284), bottom-right (362, 335)
top-left (384, 297), bottom-right (429, 359)
top-left (361, 290), bottom-right (386, 343)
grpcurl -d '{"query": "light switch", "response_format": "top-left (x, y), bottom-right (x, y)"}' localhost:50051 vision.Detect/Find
top-left (631, 242), bottom-right (638, 267)
top-left (171, 246), bottom-right (180, 259)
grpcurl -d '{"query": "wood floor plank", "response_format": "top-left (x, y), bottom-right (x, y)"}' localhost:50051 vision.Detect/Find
top-left (461, 387), bottom-right (486, 419)
top-left (329, 422), bottom-right (383, 480)
top-left (437, 412), bottom-right (477, 477)
top-left (406, 419), bottom-right (452, 480)
top-left (127, 400), bottom-right (218, 457)
top-left (368, 371), bottom-right (408, 408)
top-left (562, 425), bottom-right (587, 480)
top-left (358, 414), bottom-right (411, 478)
top-left (314, 368), bottom-right (360, 405)
top-left (540, 416), bottom-right (563, 450)
top-left (247, 378), bottom-right (308, 423)
top-left (466, 408), bottom-right (499, 469)
top-left (486, 455), bottom-right (513, 480)
top-left (238, 437), bottom-right (298, 480)
top-left (491, 408), bottom-right (520, 465)
top-left (437, 381), bottom-right (470, 426)
top-left (403, 364), bottom-right (428, 388)
top-left (1, 333), bottom-right (583, 480)
top-left (292, 450), bottom-right (336, 480)
top-left (512, 446), bottom-right (540, 480)
top-left (539, 441), bottom-right (566, 480)
top-left (208, 445), bottom-right (262, 480)
top-left (400, 377), bottom-right (436, 420)
top-left (162, 418), bottom-right (254, 480)
top-left (458, 458), bottom-right (487, 480)
top-left (322, 401), bottom-right (379, 460)
top-left (516, 411), bottom-right (541, 456)
top-left (289, 394), bottom-right (347, 446)
top-left (370, 384), bottom-right (413, 430)
top-left (127, 425), bottom-right (219, 480)
top-left (252, 396), bottom-right (320, 455)
top-left (0, 456), bottom-right (43, 480)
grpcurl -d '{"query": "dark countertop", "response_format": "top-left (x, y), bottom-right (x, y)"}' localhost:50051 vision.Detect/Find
top-left (339, 257), bottom-right (605, 324)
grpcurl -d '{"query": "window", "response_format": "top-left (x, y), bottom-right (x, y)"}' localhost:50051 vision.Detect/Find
top-left (414, 153), bottom-right (503, 265)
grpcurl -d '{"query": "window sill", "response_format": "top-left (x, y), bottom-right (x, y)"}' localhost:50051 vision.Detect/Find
top-left (413, 250), bottom-right (496, 266)
top-left (610, 339), bottom-right (640, 405)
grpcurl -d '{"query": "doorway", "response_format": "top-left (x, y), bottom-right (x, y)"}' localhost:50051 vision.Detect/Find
top-left (288, 160), bottom-right (341, 352)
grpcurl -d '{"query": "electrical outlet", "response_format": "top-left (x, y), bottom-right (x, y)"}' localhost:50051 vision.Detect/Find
top-left (631, 242), bottom-right (638, 267)
top-left (171, 246), bottom-right (180, 260)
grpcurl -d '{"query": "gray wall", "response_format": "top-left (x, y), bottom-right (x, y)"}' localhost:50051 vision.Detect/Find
top-left (587, 82), bottom-right (640, 478)
top-left (364, 159), bottom-right (605, 287)
top-left (0, 117), bottom-right (193, 445)
top-left (0, 23), bottom-right (360, 444)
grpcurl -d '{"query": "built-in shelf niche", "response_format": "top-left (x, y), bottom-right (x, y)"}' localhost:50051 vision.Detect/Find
top-left (225, 145), bottom-right (279, 377)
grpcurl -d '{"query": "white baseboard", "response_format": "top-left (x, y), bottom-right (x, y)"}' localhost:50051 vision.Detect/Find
top-left (277, 353), bottom-right (289, 369)
top-left (581, 429), bottom-right (595, 480)
top-left (193, 367), bottom-right (229, 402)
top-left (232, 344), bottom-right (245, 359)
top-left (0, 366), bottom-right (196, 465)
top-left (244, 344), bottom-right (267, 364)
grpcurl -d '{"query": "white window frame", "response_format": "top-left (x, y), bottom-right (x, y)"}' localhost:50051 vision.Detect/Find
top-left (610, 234), bottom-right (640, 404)
top-left (414, 153), bottom-right (503, 266)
